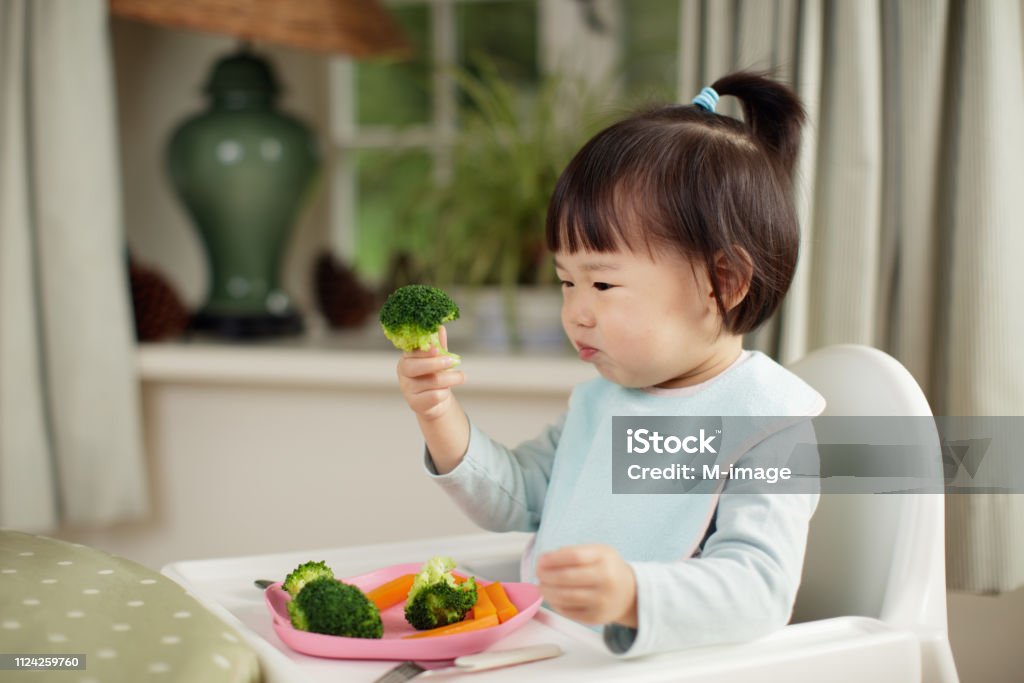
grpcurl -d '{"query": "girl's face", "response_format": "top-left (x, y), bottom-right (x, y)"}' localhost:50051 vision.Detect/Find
top-left (555, 246), bottom-right (740, 389)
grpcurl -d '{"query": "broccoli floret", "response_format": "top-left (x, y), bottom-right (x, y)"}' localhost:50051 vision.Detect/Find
top-left (404, 556), bottom-right (477, 630)
top-left (286, 598), bottom-right (309, 631)
top-left (405, 580), bottom-right (478, 630)
top-left (283, 560), bottom-right (334, 598)
top-left (379, 285), bottom-right (461, 364)
top-left (288, 577), bottom-right (383, 639)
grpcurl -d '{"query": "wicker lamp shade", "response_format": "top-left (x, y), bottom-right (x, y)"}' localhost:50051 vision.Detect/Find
top-left (108, 0), bottom-right (410, 58)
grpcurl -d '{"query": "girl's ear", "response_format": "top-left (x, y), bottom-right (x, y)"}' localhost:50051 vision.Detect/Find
top-left (712, 247), bottom-right (753, 311)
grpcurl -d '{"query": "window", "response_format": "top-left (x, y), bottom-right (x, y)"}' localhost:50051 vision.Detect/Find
top-left (328, 0), bottom-right (681, 284)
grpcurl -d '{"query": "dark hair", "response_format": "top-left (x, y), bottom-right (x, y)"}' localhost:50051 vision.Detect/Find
top-left (545, 71), bottom-right (807, 334)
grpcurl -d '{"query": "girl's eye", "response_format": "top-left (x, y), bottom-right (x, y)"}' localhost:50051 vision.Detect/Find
top-left (560, 280), bottom-right (574, 288)
top-left (594, 282), bottom-right (615, 291)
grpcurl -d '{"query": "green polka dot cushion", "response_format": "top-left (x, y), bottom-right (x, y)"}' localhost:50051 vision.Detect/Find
top-left (0, 531), bottom-right (260, 683)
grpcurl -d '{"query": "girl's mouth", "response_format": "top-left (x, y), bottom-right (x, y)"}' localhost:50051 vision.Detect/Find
top-left (577, 345), bottom-right (598, 361)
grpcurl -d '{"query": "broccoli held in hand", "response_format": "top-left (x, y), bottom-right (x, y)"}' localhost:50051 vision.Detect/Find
top-left (379, 284), bottom-right (460, 364)
top-left (287, 577), bottom-right (384, 639)
top-left (404, 556), bottom-right (477, 630)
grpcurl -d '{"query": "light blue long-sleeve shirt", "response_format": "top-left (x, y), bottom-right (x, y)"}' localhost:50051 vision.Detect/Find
top-left (425, 350), bottom-right (825, 656)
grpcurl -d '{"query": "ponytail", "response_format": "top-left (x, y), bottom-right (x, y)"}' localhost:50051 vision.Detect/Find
top-left (710, 71), bottom-right (806, 176)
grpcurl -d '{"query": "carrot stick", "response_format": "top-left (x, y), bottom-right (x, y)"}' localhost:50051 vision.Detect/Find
top-left (484, 582), bottom-right (518, 623)
top-left (365, 574), bottom-right (415, 611)
top-left (402, 614), bottom-right (499, 639)
top-left (471, 581), bottom-right (496, 620)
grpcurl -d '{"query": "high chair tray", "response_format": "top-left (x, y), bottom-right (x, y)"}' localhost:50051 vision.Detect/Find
top-left (163, 532), bottom-right (922, 683)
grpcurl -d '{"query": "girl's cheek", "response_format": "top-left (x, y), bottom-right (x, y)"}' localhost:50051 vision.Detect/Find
top-left (622, 315), bottom-right (658, 341)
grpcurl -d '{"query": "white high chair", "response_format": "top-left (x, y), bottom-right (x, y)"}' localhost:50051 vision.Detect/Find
top-left (782, 344), bottom-right (959, 682)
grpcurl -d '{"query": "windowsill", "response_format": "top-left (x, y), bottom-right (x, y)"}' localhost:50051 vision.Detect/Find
top-left (136, 322), bottom-right (593, 393)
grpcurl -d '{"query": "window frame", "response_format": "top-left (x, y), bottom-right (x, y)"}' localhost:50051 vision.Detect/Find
top-left (326, 0), bottom-right (675, 276)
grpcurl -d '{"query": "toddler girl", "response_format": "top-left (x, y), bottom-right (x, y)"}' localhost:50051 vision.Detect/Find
top-left (395, 71), bottom-right (825, 656)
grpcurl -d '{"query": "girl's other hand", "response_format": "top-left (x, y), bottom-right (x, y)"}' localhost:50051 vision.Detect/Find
top-left (536, 544), bottom-right (638, 627)
top-left (395, 325), bottom-right (465, 422)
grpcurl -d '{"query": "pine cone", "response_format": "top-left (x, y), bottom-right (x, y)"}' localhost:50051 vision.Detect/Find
top-left (128, 259), bottom-right (190, 341)
top-left (313, 251), bottom-right (376, 329)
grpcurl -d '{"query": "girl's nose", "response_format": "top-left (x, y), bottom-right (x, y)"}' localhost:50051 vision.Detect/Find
top-left (564, 296), bottom-right (595, 328)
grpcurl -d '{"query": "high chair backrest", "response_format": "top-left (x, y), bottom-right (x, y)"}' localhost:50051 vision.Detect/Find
top-left (786, 345), bottom-right (948, 633)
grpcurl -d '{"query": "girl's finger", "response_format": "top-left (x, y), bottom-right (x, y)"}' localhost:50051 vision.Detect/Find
top-left (399, 354), bottom-right (457, 378)
top-left (439, 325), bottom-right (448, 351)
top-left (410, 389), bottom-right (451, 411)
top-left (542, 586), bottom-right (599, 608)
top-left (544, 597), bottom-right (599, 619)
top-left (537, 546), bottom-right (601, 570)
top-left (536, 564), bottom-right (601, 588)
top-left (405, 371), bottom-right (465, 393)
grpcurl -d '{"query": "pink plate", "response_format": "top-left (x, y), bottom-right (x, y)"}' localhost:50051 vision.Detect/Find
top-left (266, 562), bottom-right (543, 660)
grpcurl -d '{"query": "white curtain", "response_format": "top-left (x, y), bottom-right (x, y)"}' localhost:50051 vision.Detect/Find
top-left (0, 0), bottom-right (147, 530)
top-left (675, 0), bottom-right (1024, 592)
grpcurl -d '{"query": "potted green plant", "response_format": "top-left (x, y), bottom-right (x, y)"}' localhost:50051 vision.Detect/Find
top-left (412, 59), bottom-right (611, 350)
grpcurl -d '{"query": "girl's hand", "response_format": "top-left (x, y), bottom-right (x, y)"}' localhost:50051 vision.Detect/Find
top-left (535, 544), bottom-right (638, 627)
top-left (395, 326), bottom-right (465, 421)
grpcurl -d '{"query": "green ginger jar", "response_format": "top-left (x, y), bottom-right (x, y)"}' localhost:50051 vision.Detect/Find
top-left (167, 49), bottom-right (319, 338)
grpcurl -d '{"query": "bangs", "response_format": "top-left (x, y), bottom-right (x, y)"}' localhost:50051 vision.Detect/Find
top-left (545, 163), bottom-right (668, 258)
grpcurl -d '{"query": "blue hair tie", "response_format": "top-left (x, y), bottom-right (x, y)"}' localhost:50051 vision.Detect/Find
top-left (691, 86), bottom-right (719, 113)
